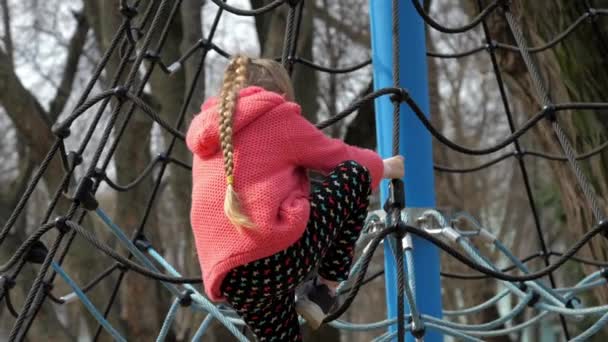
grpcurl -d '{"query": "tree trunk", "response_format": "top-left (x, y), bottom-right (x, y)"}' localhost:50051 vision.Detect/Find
top-left (455, 0), bottom-right (608, 339)
top-left (84, 1), bottom-right (166, 340)
top-left (0, 2), bottom-right (105, 339)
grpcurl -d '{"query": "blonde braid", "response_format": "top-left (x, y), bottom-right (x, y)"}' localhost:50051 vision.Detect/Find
top-left (218, 55), bottom-right (255, 229)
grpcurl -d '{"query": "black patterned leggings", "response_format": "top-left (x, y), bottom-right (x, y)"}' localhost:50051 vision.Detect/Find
top-left (220, 160), bottom-right (372, 341)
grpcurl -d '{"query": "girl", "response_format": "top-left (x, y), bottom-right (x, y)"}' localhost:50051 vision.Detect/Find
top-left (186, 55), bottom-right (404, 341)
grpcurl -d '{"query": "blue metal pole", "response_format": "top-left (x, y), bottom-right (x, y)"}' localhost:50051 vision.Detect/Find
top-left (369, 1), bottom-right (443, 341)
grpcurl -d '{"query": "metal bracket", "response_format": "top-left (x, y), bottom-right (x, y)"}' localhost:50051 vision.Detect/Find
top-left (400, 207), bottom-right (437, 229)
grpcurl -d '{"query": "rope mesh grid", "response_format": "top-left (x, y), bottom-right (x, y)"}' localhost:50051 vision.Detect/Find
top-left (1, 0), bottom-right (608, 341)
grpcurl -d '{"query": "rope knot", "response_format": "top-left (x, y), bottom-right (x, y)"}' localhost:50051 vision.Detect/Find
top-left (407, 315), bottom-right (426, 339)
top-left (54, 216), bottom-right (71, 234)
top-left (527, 291), bottom-right (541, 307)
top-left (284, 55), bottom-right (296, 68)
top-left (135, 235), bottom-right (152, 252)
top-left (73, 177), bottom-right (99, 211)
top-left (116, 262), bottom-right (129, 272)
top-left (566, 297), bottom-right (581, 309)
top-left (199, 38), bottom-right (212, 51)
top-left (119, 1), bottom-right (138, 19)
top-left (42, 281), bottom-right (54, 293)
top-left (112, 86), bottom-right (128, 102)
top-left (389, 88), bottom-right (410, 105)
top-left (179, 289), bottom-right (194, 307)
top-left (91, 167), bottom-right (105, 180)
top-left (542, 104), bottom-right (557, 122)
top-left (51, 123), bottom-right (71, 139)
top-left (67, 151), bottom-right (83, 169)
top-left (158, 153), bottom-right (170, 164)
top-left (411, 325), bottom-right (426, 339)
top-left (485, 40), bottom-right (498, 52)
top-left (144, 51), bottom-right (161, 63)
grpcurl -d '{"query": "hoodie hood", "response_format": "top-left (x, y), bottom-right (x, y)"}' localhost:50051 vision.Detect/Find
top-left (186, 86), bottom-right (288, 158)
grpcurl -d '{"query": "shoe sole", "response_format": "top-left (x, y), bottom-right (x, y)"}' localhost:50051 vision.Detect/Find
top-left (295, 298), bottom-right (325, 330)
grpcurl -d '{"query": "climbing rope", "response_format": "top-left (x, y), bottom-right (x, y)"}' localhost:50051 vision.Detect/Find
top-left (2, 0), bottom-right (608, 341)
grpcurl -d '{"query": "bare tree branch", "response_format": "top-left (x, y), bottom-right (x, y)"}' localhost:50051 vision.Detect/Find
top-left (0, 47), bottom-right (64, 193)
top-left (0, 0), bottom-right (13, 68)
top-left (311, 2), bottom-right (369, 46)
top-left (49, 11), bottom-right (90, 122)
top-left (0, 49), bottom-right (54, 156)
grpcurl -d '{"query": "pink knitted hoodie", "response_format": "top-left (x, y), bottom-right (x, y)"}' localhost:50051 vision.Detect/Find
top-left (186, 86), bottom-right (384, 301)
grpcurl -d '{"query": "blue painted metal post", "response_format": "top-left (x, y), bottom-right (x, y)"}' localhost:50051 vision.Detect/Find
top-left (369, 1), bottom-right (443, 341)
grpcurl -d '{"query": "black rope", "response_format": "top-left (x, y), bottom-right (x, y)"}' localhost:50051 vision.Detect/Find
top-left (27, 4), bottom-right (170, 330)
top-left (92, 0), bottom-right (198, 338)
top-left (402, 221), bottom-right (608, 282)
top-left (324, 227), bottom-right (397, 322)
top-left (395, 230), bottom-right (406, 342)
top-left (435, 140), bottom-right (608, 173)
top-left (427, 45), bottom-right (487, 59)
top-left (434, 152), bottom-right (517, 173)
top-left (61, 220), bottom-right (201, 283)
top-left (10, 1), bottom-right (179, 339)
top-left (411, 0), bottom-right (501, 34)
top-left (93, 269), bottom-right (125, 341)
top-left (0, 258), bottom-right (25, 313)
top-left (442, 250), bottom-right (608, 280)
top-left (47, 264), bottom-right (119, 304)
top-left (390, 1), bottom-right (407, 339)
top-left (5, 289), bottom-right (19, 318)
top-left (391, 0), bottom-right (400, 157)
top-left (0, 141), bottom-right (61, 245)
top-left (0, 223), bottom-right (56, 273)
top-left (80, 264), bottom-right (120, 294)
top-left (281, 0), bottom-right (303, 74)
top-left (82, 139), bottom-right (608, 186)
top-left (425, 9), bottom-right (608, 59)
top-left (4, 0), bottom-right (608, 339)
top-left (0, 12), bottom-right (142, 250)
top-left (342, 248), bottom-right (608, 286)
top-left (9, 227), bottom-right (68, 341)
top-left (327, 219), bottom-right (608, 322)
top-left (100, 158), bottom-right (162, 192)
top-left (209, 0), bottom-right (285, 16)
top-left (503, 4), bottom-right (606, 224)
top-left (165, 38), bottom-right (372, 75)
top-left (317, 84), bottom-right (608, 156)
top-left (36, 2), bottom-right (159, 330)
top-left (54, 88), bottom-right (186, 142)
top-left (292, 57), bottom-right (371, 74)
top-left (498, 9), bottom-right (608, 53)
top-left (477, 0), bottom-right (570, 336)
top-left (524, 141), bottom-right (608, 161)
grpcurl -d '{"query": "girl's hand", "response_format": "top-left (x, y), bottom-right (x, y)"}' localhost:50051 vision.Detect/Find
top-left (383, 155), bottom-right (404, 179)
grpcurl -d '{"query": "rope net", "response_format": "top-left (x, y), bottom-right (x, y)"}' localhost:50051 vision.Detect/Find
top-left (2, 0), bottom-right (608, 341)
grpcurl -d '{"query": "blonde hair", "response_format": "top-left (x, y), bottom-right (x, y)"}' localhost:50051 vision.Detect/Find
top-left (218, 55), bottom-right (294, 229)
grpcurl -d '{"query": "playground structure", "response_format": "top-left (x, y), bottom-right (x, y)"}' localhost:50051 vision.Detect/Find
top-left (2, 0), bottom-right (608, 341)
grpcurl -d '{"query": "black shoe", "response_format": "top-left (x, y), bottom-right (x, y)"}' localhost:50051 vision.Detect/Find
top-left (295, 279), bottom-right (337, 330)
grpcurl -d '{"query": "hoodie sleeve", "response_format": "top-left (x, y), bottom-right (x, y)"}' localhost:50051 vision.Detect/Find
top-left (281, 102), bottom-right (384, 190)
